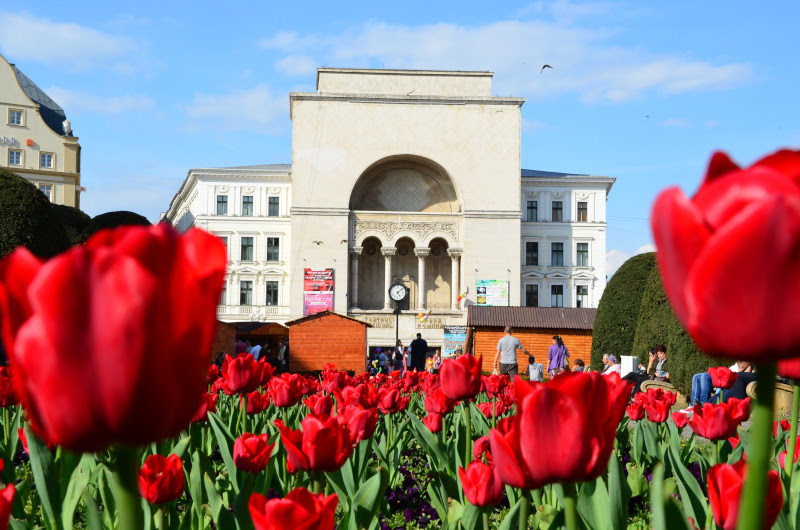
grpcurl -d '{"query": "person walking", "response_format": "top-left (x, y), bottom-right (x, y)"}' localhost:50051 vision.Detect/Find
top-left (547, 335), bottom-right (570, 377)
top-left (410, 333), bottom-right (428, 372)
top-left (394, 340), bottom-right (405, 373)
top-left (493, 326), bottom-right (532, 381)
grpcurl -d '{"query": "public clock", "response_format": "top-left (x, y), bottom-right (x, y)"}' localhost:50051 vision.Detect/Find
top-left (389, 283), bottom-right (408, 302)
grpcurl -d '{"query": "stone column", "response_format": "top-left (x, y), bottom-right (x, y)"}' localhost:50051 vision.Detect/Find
top-left (542, 278), bottom-right (549, 307)
top-left (447, 248), bottom-right (463, 310)
top-left (349, 247), bottom-right (363, 310)
top-left (381, 247), bottom-right (396, 310)
top-left (414, 248), bottom-right (430, 311)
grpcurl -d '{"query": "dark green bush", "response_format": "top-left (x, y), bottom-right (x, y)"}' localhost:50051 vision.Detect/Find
top-left (52, 204), bottom-right (91, 246)
top-left (591, 252), bottom-right (656, 370)
top-left (85, 211), bottom-right (151, 238)
top-left (666, 309), bottom-right (730, 398)
top-left (0, 168), bottom-right (70, 259)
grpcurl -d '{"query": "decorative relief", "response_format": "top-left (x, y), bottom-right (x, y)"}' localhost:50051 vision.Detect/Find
top-left (577, 192), bottom-right (590, 200)
top-left (216, 185), bottom-right (230, 193)
top-left (354, 221), bottom-right (458, 242)
top-left (524, 191), bottom-right (540, 199)
top-left (381, 247), bottom-right (397, 257)
top-left (362, 317), bottom-right (394, 328)
top-left (447, 248), bottom-right (464, 258)
top-left (268, 187), bottom-right (282, 194)
top-left (551, 192), bottom-right (565, 199)
top-left (349, 246), bottom-right (364, 255)
top-left (242, 186), bottom-right (256, 193)
top-left (416, 318), bottom-right (445, 329)
top-left (414, 248), bottom-right (431, 258)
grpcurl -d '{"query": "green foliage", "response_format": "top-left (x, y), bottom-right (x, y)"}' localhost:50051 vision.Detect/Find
top-left (591, 252), bottom-right (656, 370)
top-left (85, 211), bottom-right (151, 238)
top-left (631, 267), bottom-right (673, 366)
top-left (666, 314), bottom-right (729, 397)
top-left (0, 168), bottom-right (69, 259)
top-left (51, 204), bottom-right (91, 246)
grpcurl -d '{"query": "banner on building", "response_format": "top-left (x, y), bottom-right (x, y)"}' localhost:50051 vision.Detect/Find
top-left (475, 279), bottom-right (509, 306)
top-left (443, 325), bottom-right (467, 357)
top-left (303, 268), bottom-right (334, 316)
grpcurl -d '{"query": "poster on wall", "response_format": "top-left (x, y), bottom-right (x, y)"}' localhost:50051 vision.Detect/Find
top-left (443, 325), bottom-right (467, 357)
top-left (476, 279), bottom-right (509, 306)
top-left (303, 268), bottom-right (334, 316)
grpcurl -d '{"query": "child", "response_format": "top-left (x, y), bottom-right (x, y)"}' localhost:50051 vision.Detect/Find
top-left (573, 358), bottom-right (586, 372)
top-left (527, 356), bottom-right (544, 382)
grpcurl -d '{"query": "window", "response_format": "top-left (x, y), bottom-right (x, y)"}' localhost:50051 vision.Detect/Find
top-left (219, 285), bottom-right (227, 305)
top-left (218, 236), bottom-right (228, 260)
top-left (8, 109), bottom-right (23, 126)
top-left (577, 201), bottom-right (588, 222)
top-left (242, 196), bottom-right (254, 216)
top-left (577, 242), bottom-right (589, 267)
top-left (40, 153), bottom-right (53, 169)
top-left (241, 237), bottom-right (254, 261)
top-left (576, 285), bottom-right (589, 308)
top-left (266, 281), bottom-right (279, 306)
top-left (240, 281), bottom-right (253, 306)
top-left (8, 150), bottom-right (21, 166)
top-left (525, 241), bottom-right (538, 266)
top-left (551, 285), bottom-right (564, 307)
top-left (552, 201), bottom-right (563, 222)
top-left (526, 200), bottom-right (538, 222)
top-left (216, 195), bottom-right (228, 215)
top-left (266, 237), bottom-right (280, 262)
top-left (551, 242), bottom-right (564, 266)
top-left (525, 284), bottom-right (539, 307)
top-left (38, 184), bottom-right (52, 202)
top-left (268, 196), bottom-right (279, 217)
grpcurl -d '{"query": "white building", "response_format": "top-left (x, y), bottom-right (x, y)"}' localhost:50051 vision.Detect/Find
top-left (164, 68), bottom-right (614, 347)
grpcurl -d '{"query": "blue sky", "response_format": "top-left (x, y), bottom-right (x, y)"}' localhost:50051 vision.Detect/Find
top-left (2, 1), bottom-right (798, 275)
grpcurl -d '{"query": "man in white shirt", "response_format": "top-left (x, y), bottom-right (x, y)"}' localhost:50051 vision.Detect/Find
top-left (250, 342), bottom-right (262, 361)
top-left (602, 354), bottom-right (621, 375)
top-left (493, 326), bottom-right (532, 381)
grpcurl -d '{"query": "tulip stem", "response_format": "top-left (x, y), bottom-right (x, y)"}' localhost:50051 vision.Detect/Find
top-left (786, 381), bottom-right (800, 480)
top-left (463, 402), bottom-right (473, 468)
top-left (736, 363), bottom-right (776, 530)
top-left (241, 395), bottom-right (248, 435)
top-left (518, 494), bottom-right (528, 530)
top-left (492, 397), bottom-right (497, 430)
top-left (563, 482), bottom-right (579, 530)
top-left (2, 407), bottom-right (8, 446)
top-left (482, 510), bottom-right (490, 530)
top-left (114, 445), bottom-right (144, 530)
top-left (154, 507), bottom-right (165, 530)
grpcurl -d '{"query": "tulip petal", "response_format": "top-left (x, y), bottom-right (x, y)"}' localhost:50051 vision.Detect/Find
top-left (754, 149), bottom-right (800, 185)
top-left (685, 194), bottom-right (800, 359)
top-left (703, 151), bottom-right (741, 185)
top-left (651, 187), bottom-right (712, 326)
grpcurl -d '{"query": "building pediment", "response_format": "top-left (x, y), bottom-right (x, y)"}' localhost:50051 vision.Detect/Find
top-left (546, 272), bottom-right (569, 279)
top-left (521, 271), bottom-right (545, 279)
top-left (572, 271), bottom-right (596, 280)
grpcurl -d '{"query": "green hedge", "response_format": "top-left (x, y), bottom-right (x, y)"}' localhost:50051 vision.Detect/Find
top-left (85, 211), bottom-right (151, 238)
top-left (590, 252), bottom-right (656, 371)
top-left (52, 204), bottom-right (91, 246)
top-left (0, 168), bottom-right (70, 259)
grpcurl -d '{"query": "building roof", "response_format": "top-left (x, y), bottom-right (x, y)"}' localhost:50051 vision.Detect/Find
top-left (285, 310), bottom-right (373, 328)
top-left (229, 321), bottom-right (289, 333)
top-left (467, 306), bottom-right (597, 330)
top-left (196, 164), bottom-right (292, 172)
top-left (10, 65), bottom-right (72, 137)
top-left (521, 169), bottom-right (591, 178)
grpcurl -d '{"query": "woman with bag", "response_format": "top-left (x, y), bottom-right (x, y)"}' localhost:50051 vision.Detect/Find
top-left (547, 335), bottom-right (570, 377)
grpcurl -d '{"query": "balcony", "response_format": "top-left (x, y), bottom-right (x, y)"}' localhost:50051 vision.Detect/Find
top-left (216, 305), bottom-right (290, 320)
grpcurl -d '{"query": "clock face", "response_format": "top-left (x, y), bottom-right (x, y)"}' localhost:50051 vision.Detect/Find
top-left (389, 283), bottom-right (407, 301)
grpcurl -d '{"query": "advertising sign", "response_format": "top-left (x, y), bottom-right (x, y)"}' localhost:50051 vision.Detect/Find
top-left (443, 325), bottom-right (467, 357)
top-left (476, 279), bottom-right (509, 306)
top-left (303, 268), bottom-right (334, 316)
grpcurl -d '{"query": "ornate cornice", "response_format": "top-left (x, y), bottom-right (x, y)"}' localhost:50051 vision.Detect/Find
top-left (354, 220), bottom-right (458, 241)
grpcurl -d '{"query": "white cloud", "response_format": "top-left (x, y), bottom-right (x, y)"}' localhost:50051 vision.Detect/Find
top-left (260, 19), bottom-right (752, 103)
top-left (43, 86), bottom-right (155, 114)
top-left (181, 84), bottom-right (287, 134)
top-left (275, 55), bottom-right (318, 77)
top-left (606, 243), bottom-right (655, 277)
top-left (0, 12), bottom-right (140, 73)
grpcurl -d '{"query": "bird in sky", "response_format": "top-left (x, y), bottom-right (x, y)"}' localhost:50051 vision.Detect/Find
top-left (541, 64), bottom-right (553, 74)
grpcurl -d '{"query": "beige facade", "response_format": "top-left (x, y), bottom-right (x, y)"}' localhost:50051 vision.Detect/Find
top-left (165, 68), bottom-right (614, 349)
top-left (0, 53), bottom-right (81, 206)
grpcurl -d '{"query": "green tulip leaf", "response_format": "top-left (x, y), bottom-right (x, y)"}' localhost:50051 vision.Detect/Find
top-left (61, 453), bottom-right (96, 530)
top-left (81, 489), bottom-right (103, 530)
top-left (169, 434), bottom-right (192, 460)
top-left (497, 496), bottom-right (522, 530)
top-left (203, 472), bottom-right (236, 530)
top-left (632, 422), bottom-right (645, 465)
top-left (207, 412), bottom-right (239, 494)
top-left (351, 467), bottom-right (389, 527)
top-left (405, 411), bottom-right (446, 471)
top-left (577, 477), bottom-right (610, 530)
top-left (25, 425), bottom-right (60, 528)
top-left (468, 402), bottom-right (490, 437)
top-left (188, 450), bottom-right (206, 523)
top-left (459, 501), bottom-right (481, 530)
top-left (607, 453), bottom-right (630, 530)
top-left (667, 441), bottom-right (707, 528)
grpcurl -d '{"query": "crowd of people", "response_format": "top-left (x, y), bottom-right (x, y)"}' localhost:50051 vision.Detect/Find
top-left (216, 337), bottom-right (290, 373)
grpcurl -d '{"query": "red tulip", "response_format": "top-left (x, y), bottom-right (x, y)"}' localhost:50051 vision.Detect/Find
top-left (269, 374), bottom-right (302, 408)
top-left (707, 460), bottom-right (783, 530)
top-left (234, 433), bottom-right (275, 473)
top-left (688, 403), bottom-right (739, 441)
top-left (206, 364), bottom-right (220, 384)
top-left (651, 149), bottom-right (800, 361)
top-left (778, 358), bottom-right (800, 380)
top-left (222, 354), bottom-right (263, 395)
top-left (17, 426), bottom-right (55, 453)
top-left (490, 372), bottom-right (630, 489)
top-left (708, 367), bottom-right (737, 390)
top-left (483, 374), bottom-right (507, 396)
top-left (626, 402), bottom-right (645, 421)
top-left (138, 454), bottom-right (185, 505)
top-left (440, 354), bottom-right (483, 401)
top-left (478, 401), bottom-right (507, 418)
top-left (276, 414), bottom-right (354, 472)
top-left (458, 461), bottom-right (504, 507)
top-left (644, 399), bottom-right (670, 423)
top-left (726, 397), bottom-right (750, 424)
top-left (0, 462), bottom-right (14, 530)
top-left (249, 488), bottom-right (338, 530)
top-left (339, 404), bottom-right (378, 443)
top-left (303, 394), bottom-right (333, 416)
top-left (424, 388), bottom-right (456, 415)
top-left (423, 412), bottom-right (443, 433)
top-left (773, 419), bottom-right (791, 436)
top-left (376, 387), bottom-right (402, 415)
top-left (191, 392), bottom-right (218, 423)
top-left (779, 435), bottom-right (800, 471)
top-left (243, 391), bottom-right (270, 415)
top-left (672, 411), bottom-right (689, 429)
top-left (0, 224), bottom-right (225, 452)
top-left (0, 369), bottom-right (17, 408)
top-left (473, 435), bottom-right (493, 463)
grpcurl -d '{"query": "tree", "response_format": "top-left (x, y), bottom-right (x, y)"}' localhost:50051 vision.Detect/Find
top-left (84, 211), bottom-right (151, 238)
top-left (52, 204), bottom-right (91, 246)
top-left (0, 168), bottom-right (69, 259)
top-left (590, 252), bottom-right (656, 371)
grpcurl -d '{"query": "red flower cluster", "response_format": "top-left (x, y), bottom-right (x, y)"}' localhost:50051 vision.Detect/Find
top-left (651, 149), bottom-right (800, 361)
top-left (269, 374), bottom-right (303, 408)
top-left (0, 224), bottom-right (226, 452)
top-left (249, 488), bottom-right (338, 530)
top-left (276, 414), bottom-right (354, 472)
top-left (0, 368), bottom-right (17, 408)
top-left (138, 454), bottom-right (185, 505)
top-left (688, 398), bottom-right (750, 441)
top-left (779, 436), bottom-right (800, 471)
